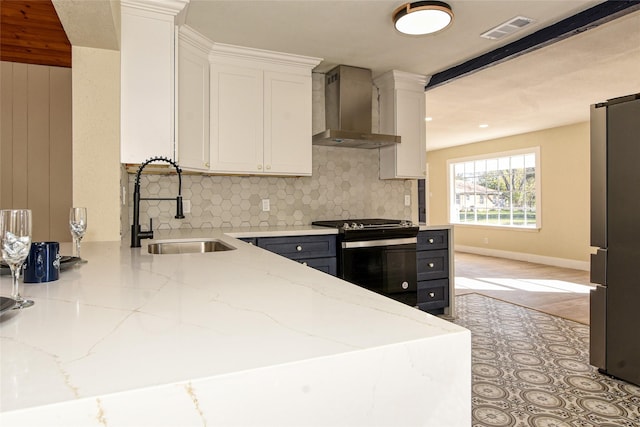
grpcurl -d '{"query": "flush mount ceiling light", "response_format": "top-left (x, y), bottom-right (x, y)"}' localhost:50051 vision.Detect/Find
top-left (393, 1), bottom-right (454, 35)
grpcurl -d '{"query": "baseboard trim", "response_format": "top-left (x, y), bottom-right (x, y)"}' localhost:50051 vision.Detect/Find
top-left (455, 245), bottom-right (590, 271)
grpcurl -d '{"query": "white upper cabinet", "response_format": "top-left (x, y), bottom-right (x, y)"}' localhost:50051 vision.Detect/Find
top-left (263, 71), bottom-right (312, 175)
top-left (176, 27), bottom-right (211, 171)
top-left (375, 71), bottom-right (427, 180)
top-left (209, 44), bottom-right (321, 176)
top-left (120, 1), bottom-right (188, 164)
top-left (210, 63), bottom-right (264, 173)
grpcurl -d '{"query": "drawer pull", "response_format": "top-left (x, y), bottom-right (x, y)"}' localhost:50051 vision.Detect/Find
top-left (428, 262), bottom-right (435, 268)
top-left (429, 292), bottom-right (435, 298)
top-left (296, 245), bottom-right (303, 251)
top-left (428, 238), bottom-right (434, 244)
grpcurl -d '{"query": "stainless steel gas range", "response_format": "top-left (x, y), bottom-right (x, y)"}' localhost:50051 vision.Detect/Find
top-left (312, 218), bottom-right (419, 306)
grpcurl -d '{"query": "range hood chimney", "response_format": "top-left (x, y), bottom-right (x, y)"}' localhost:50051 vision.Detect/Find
top-left (313, 65), bottom-right (401, 149)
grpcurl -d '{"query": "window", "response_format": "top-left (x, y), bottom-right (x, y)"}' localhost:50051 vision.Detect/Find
top-left (448, 148), bottom-right (540, 228)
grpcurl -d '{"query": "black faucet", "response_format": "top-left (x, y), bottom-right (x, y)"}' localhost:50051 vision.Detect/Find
top-left (131, 156), bottom-right (185, 248)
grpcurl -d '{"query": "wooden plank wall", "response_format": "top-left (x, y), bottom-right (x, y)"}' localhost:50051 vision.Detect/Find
top-left (0, 61), bottom-right (72, 242)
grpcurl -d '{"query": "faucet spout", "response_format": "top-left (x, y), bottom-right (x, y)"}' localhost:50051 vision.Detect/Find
top-left (131, 156), bottom-right (185, 248)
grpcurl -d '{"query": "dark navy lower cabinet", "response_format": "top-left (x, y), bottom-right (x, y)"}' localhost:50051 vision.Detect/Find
top-left (416, 229), bottom-right (451, 315)
top-left (256, 235), bottom-right (337, 276)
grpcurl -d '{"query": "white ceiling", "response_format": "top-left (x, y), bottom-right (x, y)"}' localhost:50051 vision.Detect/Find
top-left (184, 0), bottom-right (640, 151)
top-left (424, 10), bottom-right (640, 150)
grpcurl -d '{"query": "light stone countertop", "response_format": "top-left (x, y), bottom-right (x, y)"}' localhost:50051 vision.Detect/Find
top-left (0, 228), bottom-right (469, 426)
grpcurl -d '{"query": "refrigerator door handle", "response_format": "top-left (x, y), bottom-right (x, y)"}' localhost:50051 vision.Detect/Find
top-left (590, 248), bottom-right (607, 286)
top-left (590, 104), bottom-right (607, 249)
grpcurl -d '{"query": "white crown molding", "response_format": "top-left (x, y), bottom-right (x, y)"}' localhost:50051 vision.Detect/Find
top-left (121, 0), bottom-right (189, 17)
top-left (209, 42), bottom-right (322, 71)
top-left (179, 25), bottom-right (213, 54)
top-left (374, 70), bottom-right (427, 92)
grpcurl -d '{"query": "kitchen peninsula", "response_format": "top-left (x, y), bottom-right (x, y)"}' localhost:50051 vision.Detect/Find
top-left (0, 228), bottom-right (470, 426)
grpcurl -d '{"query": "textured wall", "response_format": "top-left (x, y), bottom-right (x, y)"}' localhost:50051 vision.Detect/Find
top-left (73, 46), bottom-right (121, 241)
top-left (128, 146), bottom-right (412, 230)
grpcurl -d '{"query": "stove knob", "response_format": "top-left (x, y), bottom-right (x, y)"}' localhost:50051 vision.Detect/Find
top-left (343, 223), bottom-right (350, 229)
top-left (401, 281), bottom-right (409, 290)
top-left (352, 223), bottom-right (359, 229)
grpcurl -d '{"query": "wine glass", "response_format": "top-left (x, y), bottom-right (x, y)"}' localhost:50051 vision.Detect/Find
top-left (69, 207), bottom-right (87, 259)
top-left (1, 209), bottom-right (34, 309)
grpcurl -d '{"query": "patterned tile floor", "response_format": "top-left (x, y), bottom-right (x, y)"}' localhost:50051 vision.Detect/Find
top-left (453, 293), bottom-right (640, 427)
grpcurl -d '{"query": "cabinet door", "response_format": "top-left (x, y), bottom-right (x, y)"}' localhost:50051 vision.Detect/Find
top-left (263, 72), bottom-right (312, 175)
top-left (380, 89), bottom-right (426, 179)
top-left (299, 257), bottom-right (337, 276)
top-left (210, 64), bottom-right (264, 173)
top-left (121, 9), bottom-right (175, 163)
top-left (396, 89), bottom-right (426, 178)
top-left (177, 42), bottom-right (210, 171)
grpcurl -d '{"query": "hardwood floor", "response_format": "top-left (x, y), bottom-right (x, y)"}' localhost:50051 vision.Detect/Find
top-left (454, 252), bottom-right (593, 324)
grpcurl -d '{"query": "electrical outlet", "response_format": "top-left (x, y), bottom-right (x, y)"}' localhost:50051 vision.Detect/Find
top-left (183, 199), bottom-right (191, 214)
top-left (404, 195), bottom-right (411, 206)
top-left (262, 199), bottom-right (270, 212)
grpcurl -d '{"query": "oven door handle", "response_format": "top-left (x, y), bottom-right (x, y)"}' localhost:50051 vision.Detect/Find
top-left (342, 237), bottom-right (417, 249)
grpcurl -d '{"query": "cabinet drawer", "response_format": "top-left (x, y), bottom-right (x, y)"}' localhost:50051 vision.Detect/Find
top-left (417, 279), bottom-right (449, 310)
top-left (298, 257), bottom-right (337, 276)
top-left (417, 230), bottom-right (448, 250)
top-left (417, 249), bottom-right (448, 281)
top-left (257, 235), bottom-right (336, 259)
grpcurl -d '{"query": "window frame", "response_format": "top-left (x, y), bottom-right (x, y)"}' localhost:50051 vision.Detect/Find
top-left (446, 147), bottom-right (541, 230)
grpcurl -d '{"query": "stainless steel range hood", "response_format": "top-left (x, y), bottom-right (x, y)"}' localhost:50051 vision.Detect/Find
top-left (313, 65), bottom-right (400, 149)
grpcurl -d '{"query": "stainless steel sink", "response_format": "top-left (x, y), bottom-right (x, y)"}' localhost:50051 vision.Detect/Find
top-left (148, 239), bottom-right (236, 254)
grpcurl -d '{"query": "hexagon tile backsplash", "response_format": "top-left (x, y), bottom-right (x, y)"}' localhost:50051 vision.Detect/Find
top-left (126, 146), bottom-right (412, 230)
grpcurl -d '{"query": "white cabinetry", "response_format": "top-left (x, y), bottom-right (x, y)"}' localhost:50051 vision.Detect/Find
top-left (120, 1), bottom-right (187, 164)
top-left (209, 44), bottom-right (321, 176)
top-left (374, 71), bottom-right (427, 179)
top-left (177, 27), bottom-right (211, 171)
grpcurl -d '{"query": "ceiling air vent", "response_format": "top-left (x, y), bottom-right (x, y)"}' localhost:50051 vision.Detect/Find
top-left (481, 16), bottom-right (534, 40)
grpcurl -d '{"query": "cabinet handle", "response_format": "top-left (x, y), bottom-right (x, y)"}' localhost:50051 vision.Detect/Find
top-left (428, 263), bottom-right (435, 268)
top-left (257, 165), bottom-right (262, 170)
top-left (205, 162), bottom-right (210, 167)
top-left (296, 245), bottom-right (303, 251)
top-left (428, 238), bottom-right (434, 244)
top-left (429, 292), bottom-right (435, 298)
top-left (402, 281), bottom-right (409, 290)
top-left (266, 165), bottom-right (271, 170)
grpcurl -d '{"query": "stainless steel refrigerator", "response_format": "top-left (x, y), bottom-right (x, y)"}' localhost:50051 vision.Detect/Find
top-left (590, 93), bottom-right (640, 387)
